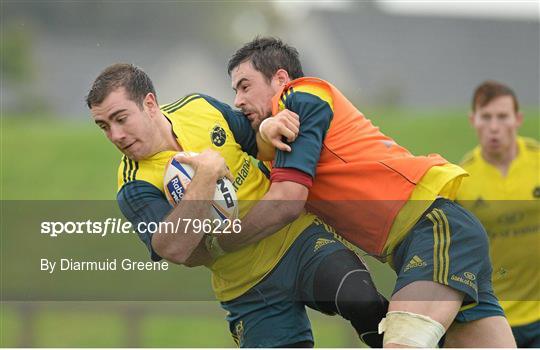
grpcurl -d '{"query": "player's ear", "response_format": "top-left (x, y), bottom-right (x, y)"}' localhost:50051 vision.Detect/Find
top-left (468, 111), bottom-right (475, 126)
top-left (274, 69), bottom-right (290, 86)
top-left (143, 93), bottom-right (159, 113)
top-left (516, 111), bottom-right (524, 127)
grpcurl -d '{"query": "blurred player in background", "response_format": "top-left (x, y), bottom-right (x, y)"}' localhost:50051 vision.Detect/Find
top-left (86, 63), bottom-right (388, 348)
top-left (220, 37), bottom-right (516, 347)
top-left (456, 81), bottom-right (540, 347)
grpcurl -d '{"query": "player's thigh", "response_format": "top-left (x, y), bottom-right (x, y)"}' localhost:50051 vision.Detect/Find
top-left (444, 315), bottom-right (516, 347)
top-left (391, 200), bottom-right (494, 322)
top-left (389, 280), bottom-right (463, 329)
top-left (222, 292), bottom-right (312, 348)
top-left (220, 228), bottom-right (321, 347)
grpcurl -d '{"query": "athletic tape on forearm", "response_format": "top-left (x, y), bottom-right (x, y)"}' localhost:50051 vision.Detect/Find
top-left (258, 117), bottom-right (273, 143)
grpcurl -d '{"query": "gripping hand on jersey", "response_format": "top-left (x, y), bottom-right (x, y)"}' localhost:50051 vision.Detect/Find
top-left (259, 109), bottom-right (299, 153)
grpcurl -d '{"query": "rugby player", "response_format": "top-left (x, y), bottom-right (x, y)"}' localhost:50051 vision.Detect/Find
top-left (456, 81), bottom-right (540, 347)
top-left (86, 63), bottom-right (388, 347)
top-left (218, 37), bottom-right (516, 347)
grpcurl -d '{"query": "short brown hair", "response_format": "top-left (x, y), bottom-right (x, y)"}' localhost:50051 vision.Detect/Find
top-left (228, 36), bottom-right (304, 81)
top-left (472, 80), bottom-right (519, 112)
top-left (86, 63), bottom-right (156, 109)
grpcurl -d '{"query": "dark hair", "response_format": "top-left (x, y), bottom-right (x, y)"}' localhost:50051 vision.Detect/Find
top-left (472, 80), bottom-right (519, 112)
top-left (86, 63), bottom-right (156, 109)
top-left (227, 36), bottom-right (304, 81)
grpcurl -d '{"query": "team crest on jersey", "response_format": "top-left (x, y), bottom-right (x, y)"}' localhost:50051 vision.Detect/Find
top-left (210, 124), bottom-right (226, 147)
top-left (533, 186), bottom-right (540, 198)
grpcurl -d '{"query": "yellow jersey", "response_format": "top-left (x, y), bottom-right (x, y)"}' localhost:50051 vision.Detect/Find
top-left (456, 137), bottom-right (540, 326)
top-left (117, 94), bottom-right (316, 301)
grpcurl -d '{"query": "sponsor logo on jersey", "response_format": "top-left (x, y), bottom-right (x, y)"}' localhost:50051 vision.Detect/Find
top-left (232, 157), bottom-right (251, 191)
top-left (451, 273), bottom-right (478, 292)
top-left (210, 124), bottom-right (226, 147)
top-left (463, 271), bottom-right (476, 281)
top-left (404, 255), bottom-right (427, 272)
top-left (314, 238), bottom-right (336, 252)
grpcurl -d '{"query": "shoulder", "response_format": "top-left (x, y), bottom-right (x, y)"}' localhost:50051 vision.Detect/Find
top-left (459, 146), bottom-right (481, 170)
top-left (117, 151), bottom-right (177, 192)
top-left (164, 93), bottom-right (244, 125)
top-left (160, 93), bottom-right (205, 114)
top-left (521, 137), bottom-right (540, 153)
top-left (281, 77), bottom-right (335, 111)
top-left (161, 93), bottom-right (235, 116)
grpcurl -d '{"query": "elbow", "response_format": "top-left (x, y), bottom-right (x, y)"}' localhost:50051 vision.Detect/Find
top-left (280, 201), bottom-right (305, 223)
top-left (269, 181), bottom-right (308, 224)
top-left (152, 237), bottom-right (192, 265)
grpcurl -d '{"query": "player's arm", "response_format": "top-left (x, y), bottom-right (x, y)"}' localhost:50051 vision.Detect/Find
top-left (218, 92), bottom-right (333, 252)
top-left (118, 150), bottom-right (229, 266)
top-left (255, 109), bottom-right (300, 160)
top-left (202, 94), bottom-right (299, 160)
top-left (152, 150), bottom-right (232, 265)
top-left (118, 179), bottom-right (213, 267)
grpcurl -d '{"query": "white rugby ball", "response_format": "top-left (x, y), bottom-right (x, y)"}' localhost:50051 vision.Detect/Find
top-left (163, 152), bottom-right (239, 222)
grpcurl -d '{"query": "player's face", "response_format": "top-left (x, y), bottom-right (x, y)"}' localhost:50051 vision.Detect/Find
top-left (91, 88), bottom-right (159, 160)
top-left (231, 61), bottom-right (281, 129)
top-left (470, 95), bottom-right (523, 159)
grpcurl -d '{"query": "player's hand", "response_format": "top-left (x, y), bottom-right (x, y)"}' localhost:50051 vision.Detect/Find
top-left (174, 149), bottom-right (233, 181)
top-left (259, 109), bottom-right (300, 152)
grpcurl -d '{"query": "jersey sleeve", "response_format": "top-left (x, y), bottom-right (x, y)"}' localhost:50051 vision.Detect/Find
top-left (117, 180), bottom-right (173, 261)
top-left (201, 94), bottom-right (258, 157)
top-left (273, 91), bottom-right (333, 178)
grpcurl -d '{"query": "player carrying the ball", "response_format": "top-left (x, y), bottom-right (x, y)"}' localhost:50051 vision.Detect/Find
top-left (216, 37), bottom-right (517, 347)
top-left (86, 63), bottom-right (389, 347)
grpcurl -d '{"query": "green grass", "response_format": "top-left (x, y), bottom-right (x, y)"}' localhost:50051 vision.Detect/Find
top-left (3, 108), bottom-right (537, 199)
top-left (1, 108), bottom-right (538, 347)
top-left (141, 313), bottom-right (233, 347)
top-left (1, 303), bottom-right (354, 347)
top-left (0, 306), bottom-right (21, 347)
top-left (2, 117), bottom-right (118, 200)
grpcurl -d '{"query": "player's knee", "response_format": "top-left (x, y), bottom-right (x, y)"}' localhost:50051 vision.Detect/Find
top-left (313, 249), bottom-right (388, 319)
top-left (335, 271), bottom-right (388, 321)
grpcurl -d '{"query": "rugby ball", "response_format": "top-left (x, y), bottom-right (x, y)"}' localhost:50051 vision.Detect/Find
top-left (163, 152), bottom-right (238, 222)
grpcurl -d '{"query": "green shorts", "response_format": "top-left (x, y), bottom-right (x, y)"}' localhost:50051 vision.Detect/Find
top-left (220, 222), bottom-right (350, 347)
top-left (392, 198), bottom-right (505, 322)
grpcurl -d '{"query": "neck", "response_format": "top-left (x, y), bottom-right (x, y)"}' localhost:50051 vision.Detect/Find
top-left (481, 140), bottom-right (518, 176)
top-left (155, 113), bottom-right (182, 152)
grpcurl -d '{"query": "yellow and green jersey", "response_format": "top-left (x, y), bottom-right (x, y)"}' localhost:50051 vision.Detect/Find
top-left (117, 94), bottom-right (316, 301)
top-left (456, 137), bottom-right (540, 326)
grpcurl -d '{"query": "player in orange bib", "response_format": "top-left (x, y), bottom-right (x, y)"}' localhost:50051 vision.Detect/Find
top-left (217, 37), bottom-right (516, 347)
